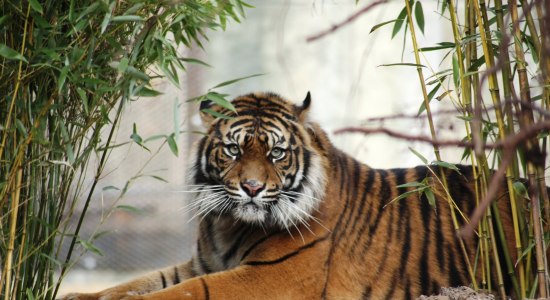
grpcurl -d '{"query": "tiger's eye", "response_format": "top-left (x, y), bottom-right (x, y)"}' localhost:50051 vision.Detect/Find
top-left (227, 144), bottom-right (240, 156)
top-left (270, 147), bottom-right (285, 160)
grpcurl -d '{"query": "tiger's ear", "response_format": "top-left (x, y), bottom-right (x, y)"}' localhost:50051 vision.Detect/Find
top-left (199, 100), bottom-right (216, 126)
top-left (295, 91), bottom-right (312, 122)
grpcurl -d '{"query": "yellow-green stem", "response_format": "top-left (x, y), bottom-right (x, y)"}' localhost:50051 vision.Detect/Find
top-left (472, 0), bottom-right (527, 296)
top-left (510, 0), bottom-right (549, 296)
top-left (3, 168), bottom-right (23, 300)
top-left (0, 3), bottom-right (31, 162)
top-left (404, 0), bottom-right (478, 289)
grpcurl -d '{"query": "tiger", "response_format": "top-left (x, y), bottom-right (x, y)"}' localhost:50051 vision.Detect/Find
top-left (61, 92), bottom-right (519, 300)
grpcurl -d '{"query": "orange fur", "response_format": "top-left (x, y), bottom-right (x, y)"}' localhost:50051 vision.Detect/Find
top-left (60, 92), bottom-right (518, 300)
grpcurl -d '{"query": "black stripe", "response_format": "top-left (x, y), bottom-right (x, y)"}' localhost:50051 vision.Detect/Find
top-left (362, 286), bottom-right (372, 299)
top-left (350, 169), bottom-right (378, 254)
top-left (196, 242), bottom-right (212, 273)
top-left (229, 118), bottom-right (254, 129)
top-left (160, 272), bottom-right (167, 289)
top-left (405, 279), bottom-right (412, 300)
top-left (200, 278), bottom-right (210, 300)
top-left (336, 159), bottom-right (362, 243)
top-left (416, 166), bottom-right (432, 295)
top-left (244, 235), bottom-right (328, 266)
top-left (367, 170), bottom-right (390, 236)
top-left (348, 167), bottom-right (374, 249)
top-left (394, 169), bottom-right (411, 278)
top-left (240, 231), bottom-right (283, 261)
top-left (203, 218), bottom-right (218, 253)
top-left (359, 169), bottom-right (391, 256)
top-left (322, 155), bottom-right (354, 298)
top-left (173, 267), bottom-right (181, 285)
top-left (223, 228), bottom-right (252, 267)
top-left (435, 202), bottom-right (446, 272)
top-left (448, 247), bottom-right (464, 286)
top-left (382, 281), bottom-right (397, 299)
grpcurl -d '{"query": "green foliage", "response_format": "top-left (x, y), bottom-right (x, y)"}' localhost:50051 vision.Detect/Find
top-left (0, 1), bottom-right (247, 299)
top-left (385, 0), bottom-right (550, 298)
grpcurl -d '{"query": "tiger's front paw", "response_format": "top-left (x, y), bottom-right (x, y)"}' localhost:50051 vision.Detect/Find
top-left (57, 292), bottom-right (101, 300)
top-left (58, 291), bottom-right (138, 300)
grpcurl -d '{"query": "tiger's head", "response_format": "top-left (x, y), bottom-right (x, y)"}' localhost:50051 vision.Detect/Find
top-left (189, 92), bottom-right (327, 229)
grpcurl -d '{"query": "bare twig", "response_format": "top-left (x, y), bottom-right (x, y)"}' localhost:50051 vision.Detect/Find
top-left (306, 0), bottom-right (388, 43)
top-left (335, 120), bottom-right (550, 150)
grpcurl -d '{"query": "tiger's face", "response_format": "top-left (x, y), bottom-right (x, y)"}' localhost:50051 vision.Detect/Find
top-left (190, 92), bottom-right (327, 229)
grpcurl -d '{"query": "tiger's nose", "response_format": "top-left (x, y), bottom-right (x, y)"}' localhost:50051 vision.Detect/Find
top-left (241, 180), bottom-right (265, 197)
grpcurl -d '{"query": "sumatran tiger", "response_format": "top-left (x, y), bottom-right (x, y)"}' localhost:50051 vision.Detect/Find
top-left (61, 92), bottom-right (519, 300)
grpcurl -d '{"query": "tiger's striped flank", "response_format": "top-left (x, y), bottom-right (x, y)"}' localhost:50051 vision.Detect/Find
top-left (61, 92), bottom-right (525, 300)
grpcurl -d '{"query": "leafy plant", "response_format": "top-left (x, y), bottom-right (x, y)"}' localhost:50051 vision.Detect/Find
top-left (0, 1), bottom-right (248, 299)
top-left (370, 0), bottom-right (550, 298)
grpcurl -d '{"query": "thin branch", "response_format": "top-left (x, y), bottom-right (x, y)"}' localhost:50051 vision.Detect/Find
top-left (306, 0), bottom-right (388, 43)
top-left (335, 120), bottom-right (550, 150)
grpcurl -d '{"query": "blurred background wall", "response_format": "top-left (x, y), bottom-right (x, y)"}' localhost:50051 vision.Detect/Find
top-left (59, 0), bottom-right (464, 293)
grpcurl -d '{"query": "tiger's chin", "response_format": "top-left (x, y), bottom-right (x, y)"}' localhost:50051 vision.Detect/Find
top-left (233, 202), bottom-right (268, 224)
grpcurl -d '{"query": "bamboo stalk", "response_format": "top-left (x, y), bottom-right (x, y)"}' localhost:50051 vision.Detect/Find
top-left (3, 168), bottom-right (23, 300)
top-left (0, 3), bottom-right (30, 163)
top-left (471, 0), bottom-right (528, 296)
top-left (404, 0), bottom-right (478, 289)
top-left (510, 0), bottom-right (549, 296)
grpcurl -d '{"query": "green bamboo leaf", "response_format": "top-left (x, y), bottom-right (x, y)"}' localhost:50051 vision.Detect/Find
top-left (0, 44), bottom-right (27, 62)
top-left (116, 205), bottom-right (144, 214)
top-left (167, 134), bottom-right (179, 156)
top-left (76, 2), bottom-right (100, 22)
top-left (136, 86), bottom-right (163, 97)
top-left (440, 0), bottom-right (448, 14)
top-left (58, 66), bottom-right (69, 92)
top-left (397, 181), bottom-right (427, 188)
top-left (392, 8), bottom-right (407, 39)
top-left (418, 82), bottom-right (441, 115)
top-left (379, 63), bottom-right (426, 68)
top-left (414, 1), bottom-right (425, 34)
top-left (179, 57), bottom-right (211, 67)
top-left (126, 66), bottom-right (150, 81)
top-left (28, 0), bottom-right (44, 14)
top-left (26, 289), bottom-right (36, 300)
top-left (435, 90), bottom-right (453, 101)
top-left (173, 97), bottom-right (180, 142)
top-left (206, 92), bottom-right (236, 112)
top-left (79, 240), bottom-right (103, 256)
top-left (452, 53), bottom-right (459, 87)
top-left (111, 15), bottom-right (144, 22)
top-left (370, 19), bottom-right (398, 34)
top-left (117, 57), bottom-right (129, 72)
top-left (201, 108), bottom-right (234, 120)
top-left (15, 119), bottom-right (27, 136)
top-left (124, 3), bottom-right (144, 14)
top-left (103, 185), bottom-right (120, 191)
top-left (432, 160), bottom-right (460, 173)
top-left (211, 73), bottom-right (263, 89)
top-left (76, 88), bottom-right (89, 114)
top-left (409, 147), bottom-right (428, 164)
top-left (130, 123), bottom-right (143, 144)
top-left (424, 188), bottom-right (436, 207)
top-left (390, 189), bottom-right (424, 204)
top-left (0, 15), bottom-right (9, 27)
top-left (419, 42), bottom-right (455, 52)
top-left (512, 181), bottom-right (528, 199)
top-left (100, 2), bottom-right (116, 34)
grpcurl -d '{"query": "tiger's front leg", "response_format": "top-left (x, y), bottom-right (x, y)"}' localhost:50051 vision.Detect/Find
top-left (59, 260), bottom-right (196, 300)
top-left (124, 265), bottom-right (323, 300)
top-left (123, 236), bottom-right (331, 300)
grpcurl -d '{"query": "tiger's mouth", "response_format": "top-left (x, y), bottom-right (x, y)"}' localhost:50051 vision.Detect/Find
top-left (229, 195), bottom-right (277, 224)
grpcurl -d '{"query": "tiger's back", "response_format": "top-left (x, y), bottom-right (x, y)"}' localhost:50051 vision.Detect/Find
top-left (61, 92), bottom-right (517, 300)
